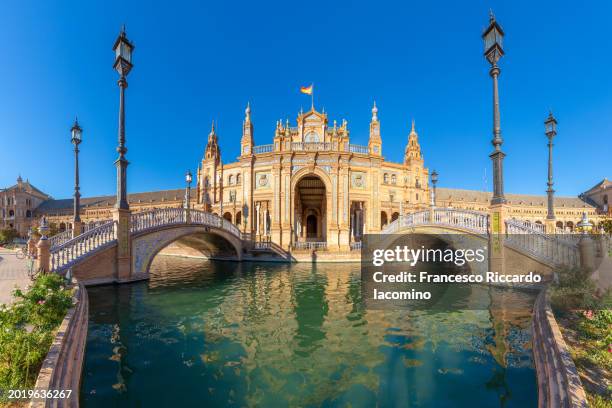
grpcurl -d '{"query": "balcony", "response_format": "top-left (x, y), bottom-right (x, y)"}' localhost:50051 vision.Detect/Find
top-left (251, 142), bottom-right (370, 155)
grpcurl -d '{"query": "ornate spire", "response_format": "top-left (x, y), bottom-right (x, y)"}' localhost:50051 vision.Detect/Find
top-left (205, 121), bottom-right (220, 163)
top-left (405, 119), bottom-right (423, 164)
top-left (245, 102), bottom-right (251, 121)
top-left (372, 101), bottom-right (378, 121)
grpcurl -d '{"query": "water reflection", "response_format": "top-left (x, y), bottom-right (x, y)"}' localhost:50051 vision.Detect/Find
top-left (81, 257), bottom-right (537, 407)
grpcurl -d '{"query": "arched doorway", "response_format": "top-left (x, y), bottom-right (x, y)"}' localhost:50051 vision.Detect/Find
top-left (235, 211), bottom-right (242, 226)
top-left (306, 214), bottom-right (317, 238)
top-left (556, 221), bottom-right (563, 229)
top-left (294, 175), bottom-right (327, 244)
top-left (223, 212), bottom-right (232, 223)
top-left (391, 212), bottom-right (399, 222)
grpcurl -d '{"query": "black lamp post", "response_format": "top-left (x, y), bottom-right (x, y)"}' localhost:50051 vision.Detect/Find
top-left (544, 111), bottom-right (558, 220)
top-left (431, 170), bottom-right (438, 207)
top-left (112, 26), bottom-right (134, 210)
top-left (185, 170), bottom-right (193, 210)
top-left (483, 11), bottom-right (507, 205)
top-left (71, 118), bottom-right (82, 224)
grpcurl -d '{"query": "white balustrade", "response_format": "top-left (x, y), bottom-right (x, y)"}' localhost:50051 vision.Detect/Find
top-left (505, 219), bottom-right (579, 267)
top-left (49, 230), bottom-right (73, 250)
top-left (253, 144), bottom-right (274, 154)
top-left (382, 208), bottom-right (488, 236)
top-left (349, 144), bottom-right (369, 154)
top-left (131, 208), bottom-right (241, 238)
top-left (294, 241), bottom-right (327, 250)
top-left (50, 221), bottom-right (117, 273)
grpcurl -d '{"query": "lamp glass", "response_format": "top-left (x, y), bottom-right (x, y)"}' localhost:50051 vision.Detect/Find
top-left (484, 26), bottom-right (503, 53)
top-left (71, 126), bottom-right (82, 143)
top-left (117, 40), bottom-right (132, 63)
top-left (186, 172), bottom-right (192, 183)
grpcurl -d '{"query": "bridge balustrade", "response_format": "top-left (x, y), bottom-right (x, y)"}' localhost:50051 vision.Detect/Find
top-left (130, 208), bottom-right (242, 239)
top-left (505, 219), bottom-right (579, 267)
top-left (49, 230), bottom-right (74, 250)
top-left (382, 208), bottom-right (488, 236)
top-left (50, 221), bottom-right (117, 273)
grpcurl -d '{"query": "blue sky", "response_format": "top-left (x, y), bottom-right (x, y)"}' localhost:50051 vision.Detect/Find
top-left (0, 0), bottom-right (610, 199)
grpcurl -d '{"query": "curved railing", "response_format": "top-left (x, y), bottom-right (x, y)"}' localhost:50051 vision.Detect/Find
top-left (382, 208), bottom-right (489, 236)
top-left (49, 230), bottom-right (73, 250)
top-left (49, 220), bottom-right (113, 251)
top-left (131, 208), bottom-right (241, 239)
top-left (505, 219), bottom-right (579, 267)
top-left (50, 221), bottom-right (117, 273)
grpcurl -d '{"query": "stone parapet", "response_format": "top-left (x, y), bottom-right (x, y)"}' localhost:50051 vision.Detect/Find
top-left (29, 280), bottom-right (89, 408)
top-left (531, 288), bottom-right (588, 408)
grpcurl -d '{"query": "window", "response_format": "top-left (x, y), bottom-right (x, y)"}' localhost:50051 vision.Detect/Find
top-left (383, 173), bottom-right (389, 184)
top-left (391, 175), bottom-right (396, 184)
top-left (228, 175), bottom-right (234, 185)
top-left (236, 174), bottom-right (241, 184)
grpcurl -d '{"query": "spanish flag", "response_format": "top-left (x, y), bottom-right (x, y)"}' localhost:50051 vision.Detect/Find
top-left (300, 84), bottom-right (313, 95)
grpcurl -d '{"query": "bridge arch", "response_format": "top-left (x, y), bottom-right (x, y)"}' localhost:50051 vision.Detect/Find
top-left (131, 224), bottom-right (243, 278)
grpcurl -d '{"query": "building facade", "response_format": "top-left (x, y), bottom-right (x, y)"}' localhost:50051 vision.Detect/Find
top-left (195, 104), bottom-right (431, 250)
top-left (3, 105), bottom-right (609, 244)
top-left (0, 176), bottom-right (50, 236)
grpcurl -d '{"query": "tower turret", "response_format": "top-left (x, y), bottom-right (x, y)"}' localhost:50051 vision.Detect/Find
top-left (368, 101), bottom-right (382, 156)
top-left (404, 120), bottom-right (423, 165)
top-left (241, 102), bottom-right (254, 156)
top-left (205, 121), bottom-right (221, 164)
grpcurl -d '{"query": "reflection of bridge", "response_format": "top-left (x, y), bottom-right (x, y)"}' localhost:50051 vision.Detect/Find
top-left (34, 206), bottom-right (585, 284)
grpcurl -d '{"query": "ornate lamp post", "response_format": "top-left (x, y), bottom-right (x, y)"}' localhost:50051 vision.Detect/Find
top-left (431, 170), bottom-right (438, 207)
top-left (112, 26), bottom-right (134, 210)
top-left (184, 170), bottom-right (193, 210)
top-left (483, 12), bottom-right (507, 205)
top-left (71, 118), bottom-right (83, 235)
top-left (544, 111), bottom-right (557, 220)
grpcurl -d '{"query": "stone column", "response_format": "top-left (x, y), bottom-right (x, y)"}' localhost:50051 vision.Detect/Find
top-left (36, 238), bottom-right (50, 273)
top-left (72, 220), bottom-right (83, 238)
top-left (113, 208), bottom-right (131, 282)
top-left (280, 164), bottom-right (292, 248)
top-left (488, 204), bottom-right (506, 275)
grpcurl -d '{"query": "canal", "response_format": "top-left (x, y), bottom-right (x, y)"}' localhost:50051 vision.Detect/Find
top-left (81, 257), bottom-right (538, 407)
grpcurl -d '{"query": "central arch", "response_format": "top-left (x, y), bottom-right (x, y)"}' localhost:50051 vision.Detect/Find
top-left (290, 169), bottom-right (333, 247)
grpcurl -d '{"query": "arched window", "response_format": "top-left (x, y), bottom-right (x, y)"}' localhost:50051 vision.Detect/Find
top-left (26, 210), bottom-right (32, 218)
top-left (8, 210), bottom-right (14, 217)
top-left (236, 174), bottom-right (241, 184)
top-left (391, 175), bottom-right (396, 184)
top-left (228, 175), bottom-right (234, 185)
top-left (383, 174), bottom-right (389, 184)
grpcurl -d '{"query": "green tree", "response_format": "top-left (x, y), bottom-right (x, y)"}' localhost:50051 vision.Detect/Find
top-left (0, 228), bottom-right (19, 245)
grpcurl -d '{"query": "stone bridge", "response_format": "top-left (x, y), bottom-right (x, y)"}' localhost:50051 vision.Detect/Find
top-left (41, 208), bottom-right (247, 285)
top-left (383, 208), bottom-right (579, 265)
top-left (34, 207), bottom-right (584, 285)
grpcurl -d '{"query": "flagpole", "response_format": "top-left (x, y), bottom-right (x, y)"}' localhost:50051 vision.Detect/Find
top-left (311, 84), bottom-right (314, 110)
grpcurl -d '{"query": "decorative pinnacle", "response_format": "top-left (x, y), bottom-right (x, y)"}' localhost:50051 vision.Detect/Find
top-left (411, 119), bottom-right (416, 134)
top-left (372, 101), bottom-right (378, 121)
top-left (489, 9), bottom-right (495, 23)
top-left (245, 102), bottom-right (250, 117)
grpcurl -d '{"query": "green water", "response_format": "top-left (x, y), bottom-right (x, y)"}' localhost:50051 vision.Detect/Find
top-left (81, 257), bottom-right (538, 407)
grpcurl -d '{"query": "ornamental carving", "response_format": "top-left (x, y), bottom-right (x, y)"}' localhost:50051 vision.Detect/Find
top-left (351, 172), bottom-right (366, 189)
